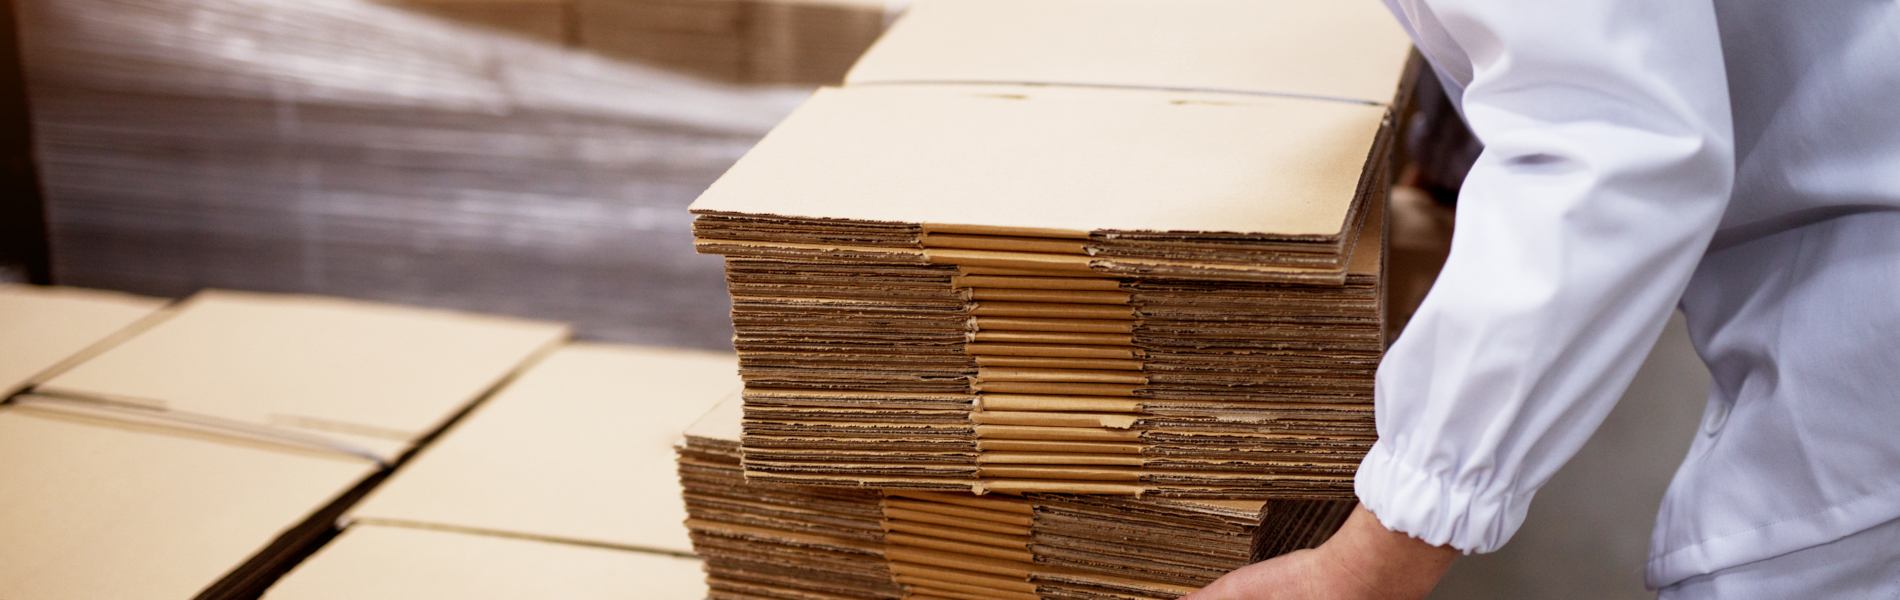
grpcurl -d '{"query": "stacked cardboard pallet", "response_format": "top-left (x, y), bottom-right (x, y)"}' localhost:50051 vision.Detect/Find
top-left (680, 395), bottom-right (1355, 600)
top-left (0, 287), bottom-right (567, 599)
top-left (20, 0), bottom-right (809, 351)
top-left (689, 0), bottom-right (1416, 498)
top-left (265, 343), bottom-right (738, 598)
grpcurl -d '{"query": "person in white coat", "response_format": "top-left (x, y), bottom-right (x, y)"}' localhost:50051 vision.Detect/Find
top-left (1185, 1), bottom-right (1900, 598)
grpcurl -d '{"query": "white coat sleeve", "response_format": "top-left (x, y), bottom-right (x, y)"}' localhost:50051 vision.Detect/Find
top-left (1356, 0), bottom-right (1735, 553)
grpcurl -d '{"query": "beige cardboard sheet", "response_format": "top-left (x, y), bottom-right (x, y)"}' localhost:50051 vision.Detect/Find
top-left (263, 525), bottom-right (707, 600)
top-left (0, 404), bottom-right (376, 600)
top-left (847, 0), bottom-right (1413, 105)
top-left (349, 344), bottom-right (739, 554)
top-left (0, 284), bottom-right (168, 397)
top-left (690, 85), bottom-right (1386, 237)
top-left (684, 389), bottom-right (747, 444)
top-left (37, 289), bottom-right (568, 451)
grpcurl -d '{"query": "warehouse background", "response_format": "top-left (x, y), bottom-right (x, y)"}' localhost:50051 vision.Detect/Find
top-left (0, 1), bottom-right (1712, 597)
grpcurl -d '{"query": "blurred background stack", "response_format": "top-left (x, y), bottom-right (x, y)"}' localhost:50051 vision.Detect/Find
top-left (0, 0), bottom-right (1714, 598)
top-left (11, 0), bottom-right (879, 348)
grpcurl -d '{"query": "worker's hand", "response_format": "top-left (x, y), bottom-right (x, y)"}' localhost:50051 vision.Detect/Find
top-left (1180, 505), bottom-right (1458, 600)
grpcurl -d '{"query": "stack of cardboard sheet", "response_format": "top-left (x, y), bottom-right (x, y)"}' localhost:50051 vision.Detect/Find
top-left (0, 287), bottom-right (567, 599)
top-left (265, 343), bottom-right (737, 598)
top-left (576, 0), bottom-right (890, 83)
top-left (1026, 494), bottom-right (1353, 599)
top-left (680, 396), bottom-right (1356, 600)
top-left (688, 0), bottom-right (1416, 498)
top-left (681, 396), bottom-right (903, 600)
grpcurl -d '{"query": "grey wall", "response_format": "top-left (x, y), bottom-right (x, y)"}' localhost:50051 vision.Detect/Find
top-left (1429, 312), bottom-right (1711, 599)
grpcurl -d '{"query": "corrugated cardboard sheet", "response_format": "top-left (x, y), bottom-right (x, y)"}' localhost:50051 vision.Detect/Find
top-left (0, 403), bottom-right (378, 600)
top-left (37, 289), bottom-right (570, 460)
top-left (264, 524), bottom-right (708, 599)
top-left (0, 284), bottom-right (168, 397)
top-left (349, 343), bottom-right (740, 554)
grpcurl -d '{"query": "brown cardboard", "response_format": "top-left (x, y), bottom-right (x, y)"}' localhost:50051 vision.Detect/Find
top-left (967, 288), bottom-right (1130, 305)
top-left (975, 439), bottom-right (1142, 455)
top-left (972, 355), bottom-right (1142, 370)
top-left (959, 265), bottom-right (1118, 278)
top-left (969, 331), bottom-right (1135, 345)
top-left (846, 0), bottom-right (1413, 105)
top-left (977, 394), bottom-right (1141, 413)
top-left (0, 403), bottom-right (376, 600)
top-left (348, 344), bottom-right (738, 554)
top-left (922, 233), bottom-right (1089, 255)
top-left (37, 290), bottom-right (568, 458)
top-left (0, 284), bottom-right (168, 397)
top-left (925, 248), bottom-right (1096, 273)
top-left (689, 85), bottom-right (1387, 237)
top-left (952, 275), bottom-right (1123, 291)
top-left (685, 387), bottom-right (1357, 595)
top-left (885, 498), bottom-right (1032, 526)
top-left (971, 410), bottom-right (1139, 429)
top-left (262, 525), bottom-right (707, 600)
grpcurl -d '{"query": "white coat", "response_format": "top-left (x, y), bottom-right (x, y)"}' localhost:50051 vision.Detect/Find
top-left (1359, 0), bottom-right (1900, 588)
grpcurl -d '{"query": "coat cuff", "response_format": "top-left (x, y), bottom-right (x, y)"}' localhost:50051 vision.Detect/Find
top-left (1353, 441), bottom-right (1532, 554)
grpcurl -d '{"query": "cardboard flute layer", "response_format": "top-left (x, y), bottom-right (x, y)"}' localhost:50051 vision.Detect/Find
top-left (680, 397), bottom-right (1357, 600)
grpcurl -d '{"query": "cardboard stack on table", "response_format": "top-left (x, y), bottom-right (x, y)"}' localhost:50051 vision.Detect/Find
top-left (689, 0), bottom-right (1418, 498)
top-left (0, 286), bottom-right (567, 600)
top-left (680, 395), bottom-right (1357, 600)
top-left (265, 343), bottom-right (739, 599)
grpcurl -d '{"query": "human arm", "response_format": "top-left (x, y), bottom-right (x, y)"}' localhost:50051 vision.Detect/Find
top-left (1190, 0), bottom-right (1737, 596)
top-left (1182, 506), bottom-right (1457, 600)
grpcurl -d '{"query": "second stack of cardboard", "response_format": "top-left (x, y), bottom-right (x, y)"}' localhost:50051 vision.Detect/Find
top-left (690, 0), bottom-right (1417, 498)
top-left (680, 395), bottom-right (1356, 600)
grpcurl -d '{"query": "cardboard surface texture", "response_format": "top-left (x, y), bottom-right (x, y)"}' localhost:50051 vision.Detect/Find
top-left (848, 0), bottom-right (1413, 105)
top-left (0, 403), bottom-right (377, 600)
top-left (0, 284), bottom-right (168, 397)
top-left (691, 85), bottom-right (1384, 237)
top-left (37, 289), bottom-right (569, 458)
top-left (264, 525), bottom-right (708, 600)
top-left (349, 343), bottom-right (739, 554)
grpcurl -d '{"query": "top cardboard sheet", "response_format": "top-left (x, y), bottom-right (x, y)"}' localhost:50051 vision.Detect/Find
top-left (0, 403), bottom-right (375, 600)
top-left (36, 290), bottom-right (568, 454)
top-left (263, 525), bottom-right (708, 600)
top-left (683, 389), bottom-right (746, 443)
top-left (690, 85), bottom-right (1386, 238)
top-left (0, 284), bottom-right (167, 397)
top-left (847, 0), bottom-right (1413, 106)
top-left (348, 343), bottom-right (740, 554)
